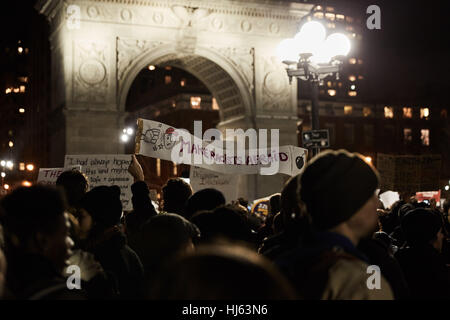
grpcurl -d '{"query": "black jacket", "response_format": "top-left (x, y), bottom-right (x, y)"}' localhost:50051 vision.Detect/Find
top-left (395, 244), bottom-right (450, 299)
top-left (89, 228), bottom-right (145, 299)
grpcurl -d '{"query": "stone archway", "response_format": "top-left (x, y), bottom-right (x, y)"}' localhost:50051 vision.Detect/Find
top-left (117, 43), bottom-right (255, 128)
top-left (37, 0), bottom-right (313, 198)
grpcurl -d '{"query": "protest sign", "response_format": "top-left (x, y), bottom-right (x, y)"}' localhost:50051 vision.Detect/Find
top-left (64, 155), bottom-right (133, 210)
top-left (379, 191), bottom-right (400, 209)
top-left (415, 190), bottom-right (441, 205)
top-left (135, 118), bottom-right (307, 176)
top-left (189, 166), bottom-right (239, 203)
top-left (37, 166), bottom-right (82, 185)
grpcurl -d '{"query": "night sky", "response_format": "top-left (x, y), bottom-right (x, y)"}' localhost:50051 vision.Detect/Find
top-left (2, 0), bottom-right (450, 106)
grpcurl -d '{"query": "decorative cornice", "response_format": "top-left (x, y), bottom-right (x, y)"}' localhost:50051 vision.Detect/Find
top-left (37, 0), bottom-right (313, 21)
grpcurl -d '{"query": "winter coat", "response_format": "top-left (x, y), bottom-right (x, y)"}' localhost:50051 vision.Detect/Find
top-left (395, 244), bottom-right (450, 299)
top-left (275, 232), bottom-right (394, 300)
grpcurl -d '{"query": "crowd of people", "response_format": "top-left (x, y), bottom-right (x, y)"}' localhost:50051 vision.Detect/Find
top-left (0, 150), bottom-right (449, 300)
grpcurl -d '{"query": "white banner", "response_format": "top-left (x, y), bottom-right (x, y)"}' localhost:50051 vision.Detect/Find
top-left (64, 155), bottom-right (133, 211)
top-left (37, 166), bottom-right (82, 185)
top-left (189, 166), bottom-right (240, 203)
top-left (135, 118), bottom-right (307, 176)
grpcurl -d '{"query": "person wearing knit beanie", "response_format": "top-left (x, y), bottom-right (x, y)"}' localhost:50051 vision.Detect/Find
top-left (81, 185), bottom-right (123, 228)
top-left (298, 149), bottom-right (380, 244)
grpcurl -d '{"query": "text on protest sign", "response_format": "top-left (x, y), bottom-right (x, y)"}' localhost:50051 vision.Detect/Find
top-left (64, 155), bottom-right (133, 211)
top-left (134, 118), bottom-right (307, 176)
top-left (37, 166), bottom-right (82, 185)
top-left (189, 166), bottom-right (239, 203)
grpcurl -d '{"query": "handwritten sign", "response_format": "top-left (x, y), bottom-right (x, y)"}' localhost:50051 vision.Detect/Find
top-left (37, 166), bottom-right (82, 185)
top-left (64, 155), bottom-right (133, 211)
top-left (135, 119), bottom-right (308, 176)
top-left (189, 166), bottom-right (239, 203)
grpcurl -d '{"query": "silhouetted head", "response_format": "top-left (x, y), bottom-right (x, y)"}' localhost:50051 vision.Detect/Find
top-left (191, 205), bottom-right (253, 245)
top-left (137, 213), bottom-right (199, 270)
top-left (0, 185), bottom-right (73, 273)
top-left (150, 244), bottom-right (296, 299)
top-left (162, 178), bottom-right (193, 216)
top-left (185, 188), bottom-right (226, 220)
top-left (81, 185), bottom-right (122, 229)
top-left (56, 169), bottom-right (89, 210)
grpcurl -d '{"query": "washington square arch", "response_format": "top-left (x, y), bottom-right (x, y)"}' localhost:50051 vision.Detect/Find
top-left (36, 0), bottom-right (314, 200)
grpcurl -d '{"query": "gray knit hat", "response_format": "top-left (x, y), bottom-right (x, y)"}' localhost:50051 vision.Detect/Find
top-left (298, 149), bottom-right (379, 230)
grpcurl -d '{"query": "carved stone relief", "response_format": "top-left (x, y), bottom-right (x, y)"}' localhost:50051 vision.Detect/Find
top-left (73, 41), bottom-right (109, 103)
top-left (258, 56), bottom-right (291, 111)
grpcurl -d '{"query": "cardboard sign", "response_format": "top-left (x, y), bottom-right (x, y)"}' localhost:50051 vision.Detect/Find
top-left (135, 119), bottom-right (308, 176)
top-left (64, 155), bottom-right (133, 211)
top-left (189, 166), bottom-right (239, 203)
top-left (37, 166), bottom-right (82, 185)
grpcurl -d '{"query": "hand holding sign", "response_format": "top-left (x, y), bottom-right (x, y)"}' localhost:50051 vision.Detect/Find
top-left (128, 155), bottom-right (144, 182)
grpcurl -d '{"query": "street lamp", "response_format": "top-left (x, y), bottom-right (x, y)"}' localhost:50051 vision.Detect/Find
top-left (277, 20), bottom-right (351, 156)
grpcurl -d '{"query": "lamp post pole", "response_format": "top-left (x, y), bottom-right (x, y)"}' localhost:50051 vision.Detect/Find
top-left (310, 78), bottom-right (320, 157)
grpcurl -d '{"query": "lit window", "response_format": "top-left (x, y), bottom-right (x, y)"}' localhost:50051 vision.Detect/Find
top-left (5, 88), bottom-right (11, 94)
top-left (349, 58), bottom-right (357, 64)
top-left (165, 76), bottom-right (172, 84)
top-left (19, 163), bottom-right (25, 171)
top-left (358, 75), bottom-right (364, 80)
top-left (350, 85), bottom-right (356, 90)
top-left (338, 82), bottom-right (342, 88)
top-left (358, 59), bottom-right (363, 65)
top-left (420, 129), bottom-right (430, 146)
top-left (344, 105), bottom-right (353, 115)
top-left (19, 108), bottom-right (25, 113)
top-left (327, 81), bottom-right (333, 88)
top-left (148, 65), bottom-right (155, 71)
top-left (26, 164), bottom-right (34, 171)
top-left (172, 101), bottom-right (176, 108)
top-left (384, 106), bottom-right (394, 118)
top-left (24, 48), bottom-right (29, 54)
top-left (336, 14), bottom-right (345, 21)
top-left (348, 91), bottom-right (357, 97)
top-left (18, 76), bottom-right (28, 83)
top-left (326, 7), bottom-right (335, 12)
top-left (327, 23), bottom-right (336, 29)
top-left (13, 88), bottom-right (19, 93)
top-left (165, 66), bottom-right (172, 70)
top-left (156, 159), bottom-right (161, 176)
top-left (18, 47), bottom-right (23, 54)
top-left (346, 16), bottom-right (354, 23)
top-left (212, 97), bottom-right (220, 110)
top-left (315, 5), bottom-right (323, 11)
top-left (328, 89), bottom-right (336, 96)
top-left (190, 96), bottom-right (201, 109)
top-left (352, 33), bottom-right (357, 38)
top-left (403, 107), bottom-right (413, 118)
top-left (180, 79), bottom-right (186, 87)
top-left (173, 163), bottom-right (178, 176)
top-left (19, 85), bottom-right (25, 93)
top-left (8, 141), bottom-right (13, 148)
top-left (363, 107), bottom-right (372, 117)
top-left (314, 12), bottom-right (324, 19)
top-left (348, 75), bottom-right (356, 81)
top-left (420, 107), bottom-right (430, 119)
top-left (325, 13), bottom-right (335, 20)
top-left (404, 128), bottom-right (412, 144)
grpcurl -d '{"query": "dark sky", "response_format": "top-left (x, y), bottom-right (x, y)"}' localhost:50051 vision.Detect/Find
top-left (2, 0), bottom-right (450, 105)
